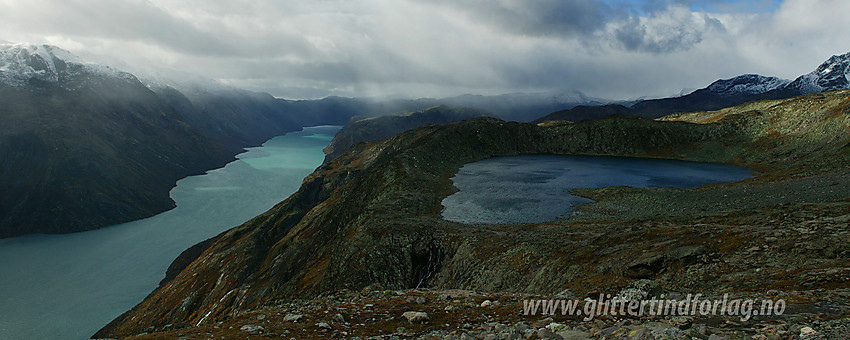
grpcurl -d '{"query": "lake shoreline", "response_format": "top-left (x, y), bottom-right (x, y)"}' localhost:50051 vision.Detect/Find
top-left (442, 154), bottom-right (753, 225)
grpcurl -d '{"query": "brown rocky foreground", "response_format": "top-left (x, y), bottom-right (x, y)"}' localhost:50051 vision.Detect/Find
top-left (115, 287), bottom-right (849, 339)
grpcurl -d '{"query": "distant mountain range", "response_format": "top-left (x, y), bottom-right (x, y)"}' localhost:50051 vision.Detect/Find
top-left (534, 51), bottom-right (850, 123)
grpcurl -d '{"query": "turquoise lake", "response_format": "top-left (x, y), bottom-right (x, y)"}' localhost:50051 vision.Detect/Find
top-left (0, 125), bottom-right (340, 340)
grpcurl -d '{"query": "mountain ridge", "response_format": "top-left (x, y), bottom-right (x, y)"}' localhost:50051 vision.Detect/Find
top-left (0, 43), bottom-right (133, 86)
top-left (704, 74), bottom-right (790, 97)
top-left (536, 51), bottom-right (850, 123)
top-left (785, 51), bottom-right (850, 94)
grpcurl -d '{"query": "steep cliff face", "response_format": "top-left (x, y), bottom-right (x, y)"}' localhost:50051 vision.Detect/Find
top-left (97, 91), bottom-right (850, 338)
top-left (0, 56), bottom-right (234, 237)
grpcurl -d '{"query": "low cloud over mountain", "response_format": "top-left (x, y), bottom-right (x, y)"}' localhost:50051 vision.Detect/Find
top-left (1, 0), bottom-right (848, 100)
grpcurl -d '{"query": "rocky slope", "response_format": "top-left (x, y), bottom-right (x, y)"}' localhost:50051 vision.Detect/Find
top-left (96, 90), bottom-right (850, 338)
top-left (322, 105), bottom-right (492, 162)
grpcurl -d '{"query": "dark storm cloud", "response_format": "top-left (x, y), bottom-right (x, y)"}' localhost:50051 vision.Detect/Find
top-left (423, 0), bottom-right (614, 37)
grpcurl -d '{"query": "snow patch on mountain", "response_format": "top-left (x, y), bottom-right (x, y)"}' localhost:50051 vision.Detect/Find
top-left (0, 43), bottom-right (135, 86)
top-left (786, 52), bottom-right (850, 94)
top-left (706, 74), bottom-right (790, 97)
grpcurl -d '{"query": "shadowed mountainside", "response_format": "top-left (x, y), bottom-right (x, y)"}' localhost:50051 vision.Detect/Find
top-left (0, 68), bottom-right (236, 237)
top-left (97, 90), bottom-right (850, 338)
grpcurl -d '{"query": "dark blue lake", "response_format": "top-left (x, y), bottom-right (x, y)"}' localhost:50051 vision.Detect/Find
top-left (441, 154), bottom-right (754, 225)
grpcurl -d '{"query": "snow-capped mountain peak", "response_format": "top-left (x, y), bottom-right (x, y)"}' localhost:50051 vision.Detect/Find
top-left (786, 51), bottom-right (850, 94)
top-left (706, 74), bottom-right (791, 97)
top-left (0, 43), bottom-right (131, 86)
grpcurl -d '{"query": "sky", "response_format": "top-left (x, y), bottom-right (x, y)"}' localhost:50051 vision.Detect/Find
top-left (0, 0), bottom-right (848, 100)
